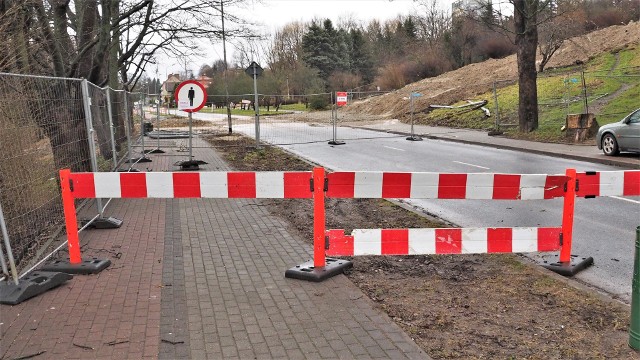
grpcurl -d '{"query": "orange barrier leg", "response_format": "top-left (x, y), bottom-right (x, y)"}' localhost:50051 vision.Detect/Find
top-left (541, 167), bottom-right (593, 276)
top-left (285, 167), bottom-right (352, 281)
top-left (560, 168), bottom-right (576, 263)
top-left (313, 166), bottom-right (326, 268)
top-left (38, 170), bottom-right (111, 274)
top-left (60, 169), bottom-right (82, 264)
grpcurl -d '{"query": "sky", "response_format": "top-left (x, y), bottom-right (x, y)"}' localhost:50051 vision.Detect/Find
top-left (157, 0), bottom-right (431, 79)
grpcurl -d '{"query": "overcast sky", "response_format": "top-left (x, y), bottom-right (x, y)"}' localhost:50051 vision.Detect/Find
top-left (156, 0), bottom-right (439, 78)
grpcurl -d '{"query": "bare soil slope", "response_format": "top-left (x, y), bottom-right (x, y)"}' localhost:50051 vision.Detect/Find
top-left (346, 22), bottom-right (640, 119)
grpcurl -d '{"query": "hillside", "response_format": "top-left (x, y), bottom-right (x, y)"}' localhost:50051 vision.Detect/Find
top-left (346, 21), bottom-right (640, 126)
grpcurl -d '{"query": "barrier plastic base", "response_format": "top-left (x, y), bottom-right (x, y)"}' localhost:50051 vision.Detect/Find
top-left (144, 148), bottom-right (165, 154)
top-left (0, 271), bottom-right (72, 305)
top-left (285, 258), bottom-right (353, 282)
top-left (90, 217), bottom-right (123, 229)
top-left (328, 140), bottom-right (346, 145)
top-left (40, 258), bottom-right (111, 275)
top-left (538, 254), bottom-right (594, 276)
top-left (125, 157), bottom-right (152, 163)
top-left (406, 136), bottom-right (423, 141)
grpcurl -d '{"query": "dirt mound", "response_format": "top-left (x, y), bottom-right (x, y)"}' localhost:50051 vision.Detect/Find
top-left (346, 21), bottom-right (640, 119)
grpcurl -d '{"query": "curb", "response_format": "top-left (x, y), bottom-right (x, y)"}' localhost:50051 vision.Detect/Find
top-left (349, 126), bottom-right (639, 169)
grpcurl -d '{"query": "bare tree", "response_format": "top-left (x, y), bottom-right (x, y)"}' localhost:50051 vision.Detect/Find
top-left (472, 0), bottom-right (556, 132)
top-left (0, 0), bottom-right (254, 170)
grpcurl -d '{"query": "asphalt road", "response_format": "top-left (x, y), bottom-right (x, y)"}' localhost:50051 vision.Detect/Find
top-left (233, 123), bottom-right (640, 302)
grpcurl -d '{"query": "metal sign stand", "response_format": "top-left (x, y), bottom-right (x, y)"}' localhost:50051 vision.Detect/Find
top-left (144, 96), bottom-right (165, 154)
top-left (328, 91), bottom-right (345, 145)
top-left (406, 92), bottom-right (423, 141)
top-left (173, 80), bottom-right (208, 170)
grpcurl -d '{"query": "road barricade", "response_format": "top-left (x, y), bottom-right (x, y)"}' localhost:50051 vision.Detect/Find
top-left (44, 169), bottom-right (313, 274)
top-left (317, 168), bottom-right (640, 277)
top-left (48, 167), bottom-right (640, 281)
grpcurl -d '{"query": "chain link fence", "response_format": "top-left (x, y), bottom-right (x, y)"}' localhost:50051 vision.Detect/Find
top-left (0, 73), bottom-right (141, 281)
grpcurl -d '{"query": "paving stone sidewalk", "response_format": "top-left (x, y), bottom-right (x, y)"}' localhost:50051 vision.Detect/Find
top-left (1, 136), bottom-right (429, 359)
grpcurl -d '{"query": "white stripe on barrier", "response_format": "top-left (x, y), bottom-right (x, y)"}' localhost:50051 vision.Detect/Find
top-left (200, 172), bottom-right (227, 198)
top-left (256, 172), bottom-right (284, 198)
top-left (462, 228), bottom-right (488, 254)
top-left (512, 227), bottom-right (538, 252)
top-left (519, 174), bottom-right (546, 200)
top-left (146, 172), bottom-right (173, 198)
top-left (466, 173), bottom-right (494, 199)
top-left (355, 172), bottom-right (383, 198)
top-left (599, 171), bottom-right (624, 196)
top-left (353, 229), bottom-right (382, 255)
top-left (408, 228), bottom-right (436, 255)
top-left (409, 173), bottom-right (439, 198)
top-left (95, 173), bottom-right (121, 198)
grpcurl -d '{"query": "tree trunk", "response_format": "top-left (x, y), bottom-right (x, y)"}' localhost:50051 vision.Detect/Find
top-left (514, 0), bottom-right (539, 133)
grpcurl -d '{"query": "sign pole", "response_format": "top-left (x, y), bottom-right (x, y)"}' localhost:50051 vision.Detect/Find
top-left (328, 91), bottom-right (346, 145)
top-left (406, 92), bottom-right (423, 141)
top-left (174, 79), bottom-right (208, 170)
top-left (254, 72), bottom-right (260, 148)
top-left (188, 111), bottom-right (193, 160)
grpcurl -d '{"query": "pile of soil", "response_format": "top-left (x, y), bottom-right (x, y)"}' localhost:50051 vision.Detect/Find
top-left (203, 134), bottom-right (637, 359)
top-left (345, 21), bottom-right (640, 120)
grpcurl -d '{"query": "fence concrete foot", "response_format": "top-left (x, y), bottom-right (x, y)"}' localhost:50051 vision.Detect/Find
top-left (285, 258), bottom-right (353, 282)
top-left (40, 258), bottom-right (111, 275)
top-left (538, 254), bottom-right (594, 276)
top-left (406, 136), bottom-right (423, 141)
top-left (143, 148), bottom-right (165, 154)
top-left (328, 140), bottom-right (346, 145)
top-left (89, 216), bottom-right (123, 229)
top-left (125, 157), bottom-right (152, 163)
top-left (0, 271), bottom-right (72, 305)
top-left (176, 159), bottom-right (208, 170)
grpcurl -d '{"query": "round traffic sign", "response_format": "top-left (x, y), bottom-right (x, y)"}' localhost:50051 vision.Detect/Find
top-left (174, 80), bottom-right (207, 113)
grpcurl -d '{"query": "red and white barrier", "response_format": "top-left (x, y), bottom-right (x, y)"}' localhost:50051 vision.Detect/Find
top-left (326, 227), bottom-right (562, 256)
top-left (325, 172), bottom-right (568, 200)
top-left (57, 167), bottom-right (640, 280)
top-left (68, 171), bottom-right (312, 199)
top-left (576, 170), bottom-right (640, 197)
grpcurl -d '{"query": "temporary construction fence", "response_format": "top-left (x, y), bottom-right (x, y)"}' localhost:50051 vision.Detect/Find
top-left (36, 167), bottom-right (640, 290)
top-left (492, 67), bottom-right (640, 131)
top-left (0, 72), bottom-right (144, 296)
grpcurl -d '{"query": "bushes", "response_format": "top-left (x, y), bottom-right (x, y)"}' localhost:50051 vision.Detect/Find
top-left (309, 95), bottom-right (330, 110)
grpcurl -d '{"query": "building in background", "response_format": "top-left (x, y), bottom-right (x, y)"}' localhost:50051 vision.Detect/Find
top-left (161, 74), bottom-right (181, 106)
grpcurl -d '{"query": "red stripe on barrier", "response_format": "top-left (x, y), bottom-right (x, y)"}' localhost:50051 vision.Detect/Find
top-left (487, 228), bottom-right (512, 253)
top-left (438, 174), bottom-right (467, 199)
top-left (173, 173), bottom-right (201, 198)
top-left (544, 175), bottom-right (571, 199)
top-left (284, 172), bottom-right (312, 198)
top-left (120, 173), bottom-right (147, 198)
top-left (381, 229), bottom-right (409, 255)
top-left (228, 172), bottom-right (256, 198)
top-left (382, 173), bottom-right (412, 198)
top-left (326, 172), bottom-right (355, 198)
top-left (69, 173), bottom-right (96, 198)
top-left (325, 229), bottom-right (353, 256)
top-left (624, 171), bottom-right (640, 196)
top-left (493, 175), bottom-right (520, 200)
top-left (538, 227), bottom-right (561, 251)
top-left (435, 228), bottom-right (462, 254)
top-left (576, 172), bottom-right (600, 198)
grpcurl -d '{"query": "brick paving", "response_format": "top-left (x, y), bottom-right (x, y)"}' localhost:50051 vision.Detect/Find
top-left (1, 135), bottom-right (428, 359)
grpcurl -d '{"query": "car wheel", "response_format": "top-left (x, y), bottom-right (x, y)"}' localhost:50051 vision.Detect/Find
top-left (602, 133), bottom-right (619, 156)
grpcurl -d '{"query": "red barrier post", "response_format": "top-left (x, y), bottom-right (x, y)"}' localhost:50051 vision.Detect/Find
top-left (560, 168), bottom-right (576, 263)
top-left (59, 169), bottom-right (82, 264)
top-left (313, 167), bottom-right (326, 268)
